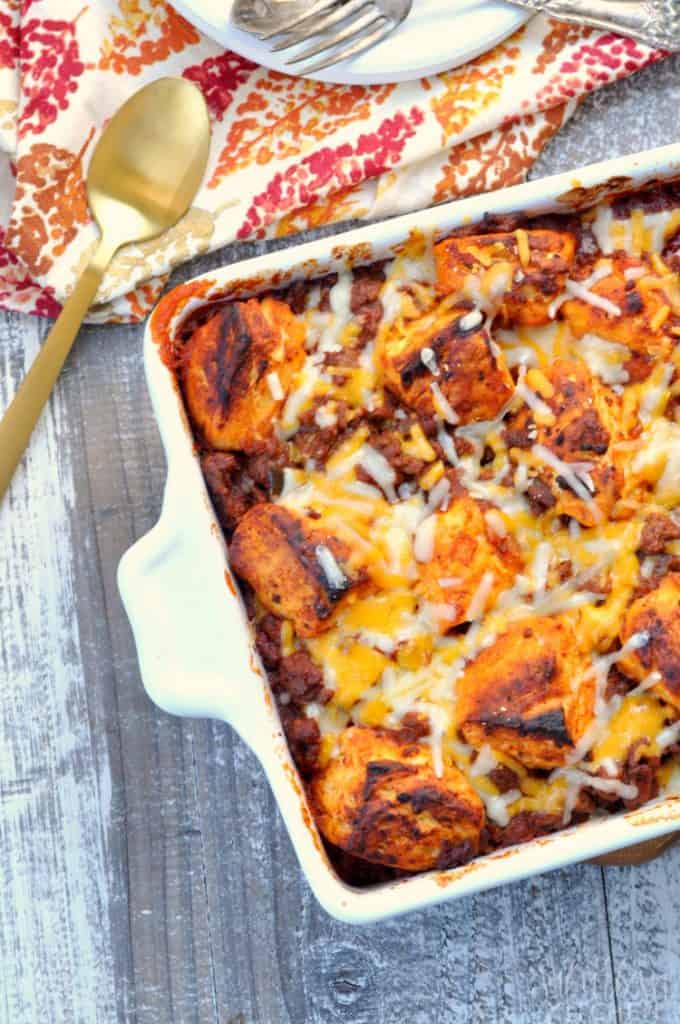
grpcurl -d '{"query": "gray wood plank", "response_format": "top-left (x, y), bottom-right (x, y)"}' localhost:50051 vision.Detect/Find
top-left (1, 53), bottom-right (679, 1024)
top-left (0, 313), bottom-right (118, 1023)
top-left (604, 846), bottom-right (680, 1024)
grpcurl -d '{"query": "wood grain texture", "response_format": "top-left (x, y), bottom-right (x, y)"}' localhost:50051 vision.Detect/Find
top-left (1, 55), bottom-right (680, 1024)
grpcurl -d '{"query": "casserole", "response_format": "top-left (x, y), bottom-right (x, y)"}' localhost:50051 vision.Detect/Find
top-left (119, 144), bottom-right (680, 923)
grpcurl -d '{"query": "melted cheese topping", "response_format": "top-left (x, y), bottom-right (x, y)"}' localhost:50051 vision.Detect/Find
top-left (592, 693), bottom-right (668, 764)
top-left (576, 334), bottom-right (630, 386)
top-left (258, 192), bottom-right (680, 816)
top-left (592, 205), bottom-right (680, 257)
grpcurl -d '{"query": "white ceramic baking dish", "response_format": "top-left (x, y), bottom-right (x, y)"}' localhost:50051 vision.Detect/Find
top-left (118, 144), bottom-right (680, 924)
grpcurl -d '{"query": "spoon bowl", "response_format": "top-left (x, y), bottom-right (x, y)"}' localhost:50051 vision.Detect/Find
top-left (88, 77), bottom-right (211, 249)
top-left (0, 76), bottom-right (211, 503)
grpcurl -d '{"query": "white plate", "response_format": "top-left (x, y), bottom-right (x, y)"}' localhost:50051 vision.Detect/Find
top-left (171, 0), bottom-right (531, 84)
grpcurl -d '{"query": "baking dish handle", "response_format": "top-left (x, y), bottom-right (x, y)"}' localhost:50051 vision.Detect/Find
top-left (118, 515), bottom-right (262, 741)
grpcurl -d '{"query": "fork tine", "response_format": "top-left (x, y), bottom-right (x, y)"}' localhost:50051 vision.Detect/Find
top-left (285, 10), bottom-right (384, 64)
top-left (291, 18), bottom-right (394, 73)
top-left (257, 0), bottom-right (340, 40)
top-left (270, 0), bottom-right (371, 52)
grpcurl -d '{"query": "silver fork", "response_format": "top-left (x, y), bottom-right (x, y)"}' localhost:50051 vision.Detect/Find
top-left (505, 0), bottom-right (679, 51)
top-left (232, 0), bottom-right (412, 74)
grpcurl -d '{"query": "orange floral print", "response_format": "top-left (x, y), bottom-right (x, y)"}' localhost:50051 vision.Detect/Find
top-left (532, 19), bottom-right (594, 75)
top-left (209, 73), bottom-right (394, 188)
top-left (124, 279), bottom-right (163, 320)
top-left (6, 130), bottom-right (94, 276)
top-left (434, 104), bottom-right (568, 203)
top-left (98, 0), bottom-right (200, 75)
top-left (274, 183), bottom-right (368, 237)
top-left (431, 30), bottom-right (524, 143)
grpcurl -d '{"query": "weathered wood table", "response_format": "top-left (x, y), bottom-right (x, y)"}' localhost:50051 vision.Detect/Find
top-left (2, 55), bottom-right (679, 1024)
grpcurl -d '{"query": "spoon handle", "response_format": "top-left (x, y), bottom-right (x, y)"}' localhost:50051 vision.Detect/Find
top-left (0, 238), bottom-right (116, 502)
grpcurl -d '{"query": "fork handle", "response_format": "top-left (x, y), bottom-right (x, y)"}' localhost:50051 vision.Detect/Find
top-left (0, 237), bottom-right (116, 503)
top-left (507, 0), bottom-right (679, 51)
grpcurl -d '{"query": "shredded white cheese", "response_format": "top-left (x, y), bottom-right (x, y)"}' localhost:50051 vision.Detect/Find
top-left (559, 767), bottom-right (638, 802)
top-left (420, 346), bottom-right (440, 376)
top-left (315, 544), bottom-right (347, 591)
top-left (470, 744), bottom-right (497, 777)
top-left (437, 427), bottom-right (459, 466)
top-left (314, 404), bottom-right (337, 428)
top-left (624, 265), bottom-right (645, 281)
top-left (438, 576), bottom-right (463, 588)
top-left (358, 445), bottom-right (398, 503)
top-left (484, 509), bottom-right (506, 538)
top-left (466, 571), bottom-right (496, 622)
top-left (266, 370), bottom-right (284, 401)
top-left (425, 477), bottom-right (451, 515)
top-left (458, 309), bottom-right (484, 333)
top-left (516, 368), bottom-right (554, 421)
top-left (280, 355), bottom-right (325, 434)
top-left (564, 277), bottom-right (621, 317)
top-left (430, 381), bottom-right (459, 424)
top-left (658, 721), bottom-right (680, 750)
top-left (531, 443), bottom-right (598, 510)
top-left (531, 541), bottom-right (552, 599)
top-left (413, 515), bottom-right (438, 563)
top-left (576, 334), bottom-right (630, 386)
top-left (639, 363), bottom-right (674, 424)
top-left (476, 787), bottom-right (522, 826)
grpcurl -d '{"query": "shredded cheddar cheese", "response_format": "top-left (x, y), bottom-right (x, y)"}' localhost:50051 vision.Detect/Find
top-left (515, 228), bottom-right (531, 269)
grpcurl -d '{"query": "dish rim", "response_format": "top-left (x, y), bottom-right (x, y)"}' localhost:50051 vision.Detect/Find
top-left (119, 142), bottom-right (680, 924)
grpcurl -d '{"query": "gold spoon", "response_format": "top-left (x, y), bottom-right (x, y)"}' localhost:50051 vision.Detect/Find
top-left (0, 77), bottom-right (210, 501)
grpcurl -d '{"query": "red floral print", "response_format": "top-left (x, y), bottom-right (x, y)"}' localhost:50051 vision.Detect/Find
top-left (183, 50), bottom-right (257, 121)
top-left (0, 10), bottom-right (20, 70)
top-left (533, 33), bottom-right (664, 107)
top-left (209, 75), bottom-right (394, 187)
top-left (19, 14), bottom-right (86, 136)
top-left (238, 107), bottom-right (424, 238)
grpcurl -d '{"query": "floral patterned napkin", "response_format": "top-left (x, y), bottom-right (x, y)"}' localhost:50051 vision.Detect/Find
top-left (0, 1), bottom-right (665, 322)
